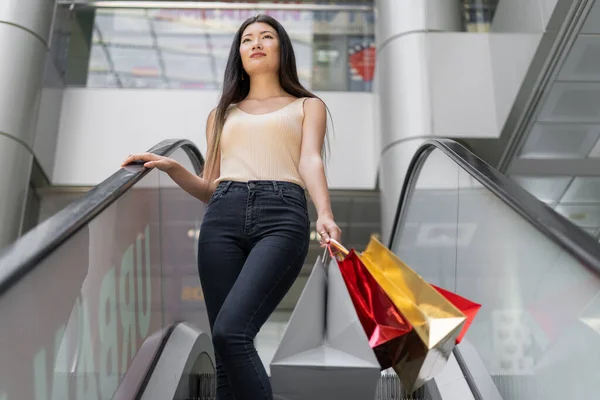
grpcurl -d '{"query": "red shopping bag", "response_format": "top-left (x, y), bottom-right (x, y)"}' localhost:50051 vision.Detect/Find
top-left (332, 246), bottom-right (412, 370)
top-left (431, 284), bottom-right (481, 344)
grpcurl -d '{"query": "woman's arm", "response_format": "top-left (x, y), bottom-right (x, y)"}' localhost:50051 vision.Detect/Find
top-left (166, 162), bottom-right (213, 202)
top-left (298, 98), bottom-right (342, 245)
top-left (120, 110), bottom-right (218, 203)
top-left (120, 153), bottom-right (213, 202)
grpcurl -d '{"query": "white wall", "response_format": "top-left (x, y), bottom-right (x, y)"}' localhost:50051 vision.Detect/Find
top-left (428, 33), bottom-right (498, 138)
top-left (53, 89), bottom-right (376, 189)
top-left (33, 56), bottom-right (65, 179)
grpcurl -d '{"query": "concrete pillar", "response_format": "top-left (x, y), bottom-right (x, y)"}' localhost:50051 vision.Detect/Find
top-left (375, 0), bottom-right (462, 242)
top-left (0, 0), bottom-right (55, 247)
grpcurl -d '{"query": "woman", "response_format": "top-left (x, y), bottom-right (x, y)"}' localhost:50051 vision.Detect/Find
top-left (121, 14), bottom-right (341, 400)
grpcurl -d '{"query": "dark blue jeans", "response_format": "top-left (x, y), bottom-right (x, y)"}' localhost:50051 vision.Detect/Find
top-left (197, 180), bottom-right (310, 400)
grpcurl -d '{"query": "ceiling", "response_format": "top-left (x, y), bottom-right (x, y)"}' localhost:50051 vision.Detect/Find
top-left (507, 0), bottom-right (600, 240)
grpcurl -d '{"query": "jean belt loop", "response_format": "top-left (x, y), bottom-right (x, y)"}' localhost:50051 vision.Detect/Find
top-left (224, 181), bottom-right (232, 194)
top-left (272, 181), bottom-right (279, 193)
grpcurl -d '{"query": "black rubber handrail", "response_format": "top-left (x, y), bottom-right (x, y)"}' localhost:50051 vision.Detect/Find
top-left (388, 138), bottom-right (600, 277)
top-left (0, 139), bottom-right (204, 296)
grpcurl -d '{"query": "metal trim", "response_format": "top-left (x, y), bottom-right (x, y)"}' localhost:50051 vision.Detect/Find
top-left (453, 347), bottom-right (483, 400)
top-left (380, 135), bottom-right (434, 156)
top-left (496, 0), bottom-right (596, 172)
top-left (133, 323), bottom-right (180, 400)
top-left (0, 138), bottom-right (204, 296)
top-left (112, 324), bottom-right (176, 400)
top-left (388, 139), bottom-right (600, 277)
top-left (0, 21), bottom-right (49, 47)
top-left (377, 29), bottom-right (447, 54)
top-left (0, 131), bottom-right (36, 158)
top-left (58, 1), bottom-right (374, 12)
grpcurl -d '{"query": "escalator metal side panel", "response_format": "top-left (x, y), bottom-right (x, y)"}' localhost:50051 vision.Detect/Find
top-left (425, 351), bottom-right (476, 400)
top-left (454, 340), bottom-right (503, 400)
top-left (140, 322), bottom-right (215, 400)
top-left (113, 326), bottom-right (172, 400)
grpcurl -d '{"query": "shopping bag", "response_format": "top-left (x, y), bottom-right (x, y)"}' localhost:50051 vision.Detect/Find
top-left (269, 252), bottom-right (381, 400)
top-left (431, 284), bottom-right (481, 344)
top-left (333, 245), bottom-right (412, 370)
top-left (352, 236), bottom-right (467, 393)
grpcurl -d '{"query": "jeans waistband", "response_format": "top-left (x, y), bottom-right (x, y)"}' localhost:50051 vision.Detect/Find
top-left (216, 180), bottom-right (304, 193)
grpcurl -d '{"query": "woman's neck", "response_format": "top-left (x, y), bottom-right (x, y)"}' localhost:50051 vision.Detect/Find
top-left (246, 73), bottom-right (287, 100)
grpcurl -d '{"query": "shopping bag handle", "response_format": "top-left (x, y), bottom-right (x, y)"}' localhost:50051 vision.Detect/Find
top-left (322, 238), bottom-right (350, 265)
top-left (328, 238), bottom-right (349, 256)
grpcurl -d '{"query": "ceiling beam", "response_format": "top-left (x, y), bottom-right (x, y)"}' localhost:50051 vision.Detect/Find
top-left (58, 1), bottom-right (373, 12)
top-left (510, 158), bottom-right (600, 176)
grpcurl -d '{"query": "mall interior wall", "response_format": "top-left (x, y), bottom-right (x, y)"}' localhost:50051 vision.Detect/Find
top-left (375, 0), bottom-right (564, 242)
top-left (0, 0), bottom-right (68, 248)
top-left (53, 89), bottom-right (376, 190)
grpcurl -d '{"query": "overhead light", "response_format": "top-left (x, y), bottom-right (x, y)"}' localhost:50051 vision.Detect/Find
top-left (187, 228), bottom-right (200, 239)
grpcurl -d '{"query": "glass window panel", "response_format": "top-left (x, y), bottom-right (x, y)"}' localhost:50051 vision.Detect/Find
top-left (95, 10), bottom-right (151, 34)
top-left (119, 75), bottom-right (169, 89)
top-left (101, 33), bottom-right (154, 47)
top-left (561, 177), bottom-right (600, 204)
top-left (312, 35), bottom-right (348, 91)
top-left (348, 36), bottom-right (376, 92)
top-left (0, 170), bottom-right (164, 400)
top-left (554, 204), bottom-right (600, 228)
top-left (511, 176), bottom-right (573, 204)
top-left (519, 123), bottom-right (600, 159)
top-left (87, 72), bottom-right (120, 88)
top-left (169, 80), bottom-right (220, 90)
top-left (392, 148), bottom-right (460, 290)
top-left (88, 45), bottom-right (110, 72)
top-left (108, 46), bottom-right (161, 76)
top-left (162, 53), bottom-right (215, 82)
top-left (293, 40), bottom-right (314, 88)
top-left (72, 7), bottom-right (376, 92)
top-left (209, 34), bottom-right (237, 58)
top-left (157, 35), bottom-right (212, 55)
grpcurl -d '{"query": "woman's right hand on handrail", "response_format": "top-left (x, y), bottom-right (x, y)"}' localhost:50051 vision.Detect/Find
top-left (121, 152), bottom-right (179, 172)
top-left (121, 152), bottom-right (215, 203)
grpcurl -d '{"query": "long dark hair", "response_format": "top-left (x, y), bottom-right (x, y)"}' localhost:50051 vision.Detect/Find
top-left (203, 14), bottom-right (330, 183)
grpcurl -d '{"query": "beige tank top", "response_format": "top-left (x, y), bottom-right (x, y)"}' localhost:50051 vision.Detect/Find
top-left (215, 97), bottom-right (307, 188)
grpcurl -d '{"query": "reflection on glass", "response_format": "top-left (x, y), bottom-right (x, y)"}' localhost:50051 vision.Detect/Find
top-left (157, 148), bottom-right (209, 335)
top-left (71, 6), bottom-right (375, 92)
top-left (392, 147), bottom-right (600, 399)
top-left (0, 170), bottom-right (163, 400)
top-left (394, 149), bottom-right (460, 290)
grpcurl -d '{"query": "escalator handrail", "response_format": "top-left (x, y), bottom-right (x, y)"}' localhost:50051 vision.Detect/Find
top-left (388, 138), bottom-right (600, 276)
top-left (0, 139), bottom-right (204, 296)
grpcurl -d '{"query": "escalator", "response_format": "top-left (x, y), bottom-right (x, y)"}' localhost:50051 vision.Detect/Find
top-left (1, 138), bottom-right (600, 400)
top-left (0, 139), bottom-right (214, 400)
top-left (389, 139), bottom-right (600, 400)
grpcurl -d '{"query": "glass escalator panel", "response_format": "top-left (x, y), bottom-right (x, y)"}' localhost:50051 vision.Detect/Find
top-left (391, 144), bottom-right (600, 399)
top-left (0, 140), bottom-right (212, 400)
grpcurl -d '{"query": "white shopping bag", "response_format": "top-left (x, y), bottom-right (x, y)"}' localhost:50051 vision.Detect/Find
top-left (270, 254), bottom-right (381, 400)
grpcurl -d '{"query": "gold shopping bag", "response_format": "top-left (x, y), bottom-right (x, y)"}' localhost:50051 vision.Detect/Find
top-left (355, 237), bottom-right (466, 393)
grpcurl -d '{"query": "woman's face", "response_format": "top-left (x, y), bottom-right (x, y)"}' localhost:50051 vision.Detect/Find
top-left (239, 22), bottom-right (281, 77)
